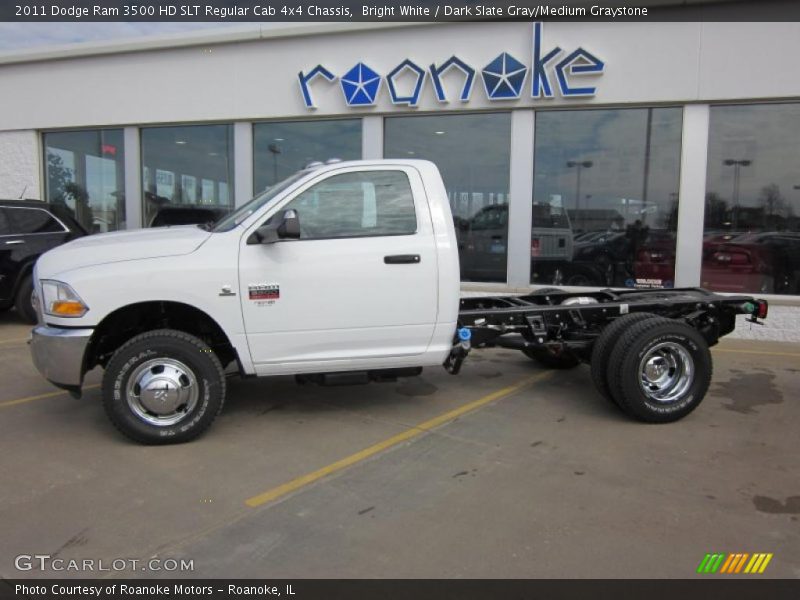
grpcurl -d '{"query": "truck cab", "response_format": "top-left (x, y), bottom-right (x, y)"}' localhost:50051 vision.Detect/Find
top-left (30, 160), bottom-right (460, 443)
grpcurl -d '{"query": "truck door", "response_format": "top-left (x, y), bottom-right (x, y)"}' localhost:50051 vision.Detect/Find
top-left (238, 166), bottom-right (439, 373)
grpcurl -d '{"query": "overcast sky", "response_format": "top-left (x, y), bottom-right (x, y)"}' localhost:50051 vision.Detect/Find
top-left (0, 23), bottom-right (248, 52)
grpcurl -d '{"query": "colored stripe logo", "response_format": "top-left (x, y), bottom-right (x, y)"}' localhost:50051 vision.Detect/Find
top-left (697, 553), bottom-right (773, 574)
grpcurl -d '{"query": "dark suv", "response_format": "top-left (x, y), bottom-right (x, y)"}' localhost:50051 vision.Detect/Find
top-left (0, 200), bottom-right (87, 323)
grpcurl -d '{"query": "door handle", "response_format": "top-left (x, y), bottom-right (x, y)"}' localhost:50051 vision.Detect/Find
top-left (384, 254), bottom-right (421, 265)
top-left (4, 240), bottom-right (24, 245)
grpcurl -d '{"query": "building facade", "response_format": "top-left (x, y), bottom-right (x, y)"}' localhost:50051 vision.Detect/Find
top-left (1, 20), bottom-right (799, 297)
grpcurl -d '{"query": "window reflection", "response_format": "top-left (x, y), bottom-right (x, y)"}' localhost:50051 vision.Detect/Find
top-left (253, 120), bottom-right (362, 192)
top-left (532, 108), bottom-right (683, 288)
top-left (140, 125), bottom-right (234, 227)
top-left (278, 171), bottom-right (416, 239)
top-left (702, 104), bottom-right (800, 295)
top-left (43, 129), bottom-right (125, 233)
top-left (384, 113), bottom-right (512, 283)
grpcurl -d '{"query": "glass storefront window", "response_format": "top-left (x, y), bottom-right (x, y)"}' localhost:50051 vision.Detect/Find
top-left (702, 104), bottom-right (800, 295)
top-left (532, 108), bottom-right (683, 288)
top-left (140, 124), bottom-right (234, 226)
top-left (253, 120), bottom-right (362, 192)
top-left (384, 113), bottom-right (512, 283)
top-left (43, 129), bottom-right (125, 233)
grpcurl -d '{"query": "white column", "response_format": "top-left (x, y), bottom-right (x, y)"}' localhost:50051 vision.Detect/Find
top-left (123, 127), bottom-right (142, 229)
top-left (361, 116), bottom-right (383, 159)
top-left (234, 121), bottom-right (253, 207)
top-left (674, 104), bottom-right (710, 287)
top-left (507, 110), bottom-right (535, 288)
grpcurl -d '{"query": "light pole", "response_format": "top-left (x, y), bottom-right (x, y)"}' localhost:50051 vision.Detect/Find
top-left (723, 158), bottom-right (751, 230)
top-left (566, 160), bottom-right (593, 212)
top-left (268, 143), bottom-right (282, 185)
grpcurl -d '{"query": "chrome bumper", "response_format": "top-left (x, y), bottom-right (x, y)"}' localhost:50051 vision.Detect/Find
top-left (29, 325), bottom-right (93, 388)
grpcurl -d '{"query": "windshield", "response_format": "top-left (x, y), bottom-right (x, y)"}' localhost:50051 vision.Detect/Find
top-left (212, 172), bottom-right (306, 233)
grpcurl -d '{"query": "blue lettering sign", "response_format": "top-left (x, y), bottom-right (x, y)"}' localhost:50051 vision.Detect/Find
top-left (387, 59), bottom-right (426, 107)
top-left (482, 52), bottom-right (527, 100)
top-left (429, 56), bottom-right (475, 103)
top-left (298, 23), bottom-right (604, 109)
top-left (297, 65), bottom-right (336, 109)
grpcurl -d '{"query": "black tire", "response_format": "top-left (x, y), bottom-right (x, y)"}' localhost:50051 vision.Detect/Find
top-left (590, 313), bottom-right (667, 405)
top-left (606, 319), bottom-right (712, 423)
top-left (522, 346), bottom-right (581, 369)
top-left (102, 329), bottom-right (226, 444)
top-left (14, 275), bottom-right (37, 324)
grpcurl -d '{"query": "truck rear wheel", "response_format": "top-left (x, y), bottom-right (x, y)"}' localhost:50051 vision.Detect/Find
top-left (590, 312), bottom-right (667, 404)
top-left (606, 319), bottom-right (712, 423)
top-left (102, 329), bottom-right (226, 444)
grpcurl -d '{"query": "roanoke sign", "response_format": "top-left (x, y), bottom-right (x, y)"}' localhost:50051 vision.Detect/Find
top-left (298, 22), bottom-right (605, 109)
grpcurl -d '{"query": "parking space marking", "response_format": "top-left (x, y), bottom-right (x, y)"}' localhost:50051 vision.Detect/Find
top-left (713, 348), bottom-right (800, 359)
top-left (0, 383), bottom-right (100, 408)
top-left (244, 371), bottom-right (553, 508)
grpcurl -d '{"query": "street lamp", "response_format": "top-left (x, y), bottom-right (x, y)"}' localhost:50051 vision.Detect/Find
top-left (722, 158), bottom-right (751, 230)
top-left (566, 160), bottom-right (593, 211)
top-left (268, 143), bottom-right (282, 185)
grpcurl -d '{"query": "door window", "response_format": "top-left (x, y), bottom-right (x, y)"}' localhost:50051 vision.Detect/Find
top-left (6, 208), bottom-right (65, 234)
top-left (277, 171), bottom-right (417, 239)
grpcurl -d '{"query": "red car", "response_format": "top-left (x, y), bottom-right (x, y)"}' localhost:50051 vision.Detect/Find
top-left (701, 232), bottom-right (798, 294)
top-left (632, 231), bottom-right (676, 288)
top-left (636, 231), bottom-right (799, 294)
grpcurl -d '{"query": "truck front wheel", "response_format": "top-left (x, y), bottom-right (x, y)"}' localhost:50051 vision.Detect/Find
top-left (102, 329), bottom-right (226, 444)
top-left (606, 319), bottom-right (712, 423)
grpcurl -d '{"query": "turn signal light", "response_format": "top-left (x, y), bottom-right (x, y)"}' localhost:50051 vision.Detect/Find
top-left (51, 300), bottom-right (88, 317)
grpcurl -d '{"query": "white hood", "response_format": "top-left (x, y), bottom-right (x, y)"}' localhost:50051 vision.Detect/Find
top-left (37, 226), bottom-right (212, 278)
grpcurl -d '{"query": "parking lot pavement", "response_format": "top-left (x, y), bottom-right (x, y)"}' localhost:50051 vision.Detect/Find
top-left (0, 313), bottom-right (798, 579)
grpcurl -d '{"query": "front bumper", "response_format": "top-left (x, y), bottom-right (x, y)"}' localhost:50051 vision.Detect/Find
top-left (29, 325), bottom-right (93, 389)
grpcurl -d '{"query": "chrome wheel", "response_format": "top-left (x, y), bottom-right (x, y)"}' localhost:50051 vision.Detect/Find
top-left (126, 358), bottom-right (199, 427)
top-left (638, 342), bottom-right (694, 404)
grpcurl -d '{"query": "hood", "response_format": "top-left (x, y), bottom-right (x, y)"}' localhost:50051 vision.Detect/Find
top-left (36, 226), bottom-right (212, 278)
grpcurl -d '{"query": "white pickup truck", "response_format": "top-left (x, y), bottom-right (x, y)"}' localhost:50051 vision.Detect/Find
top-left (30, 160), bottom-right (767, 444)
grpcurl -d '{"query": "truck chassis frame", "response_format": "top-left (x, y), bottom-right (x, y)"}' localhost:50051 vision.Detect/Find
top-left (443, 288), bottom-right (766, 424)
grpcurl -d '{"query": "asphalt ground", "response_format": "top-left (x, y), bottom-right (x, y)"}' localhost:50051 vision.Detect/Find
top-left (0, 310), bottom-right (797, 579)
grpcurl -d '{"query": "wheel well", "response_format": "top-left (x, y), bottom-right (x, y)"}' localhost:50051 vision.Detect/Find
top-left (85, 302), bottom-right (237, 372)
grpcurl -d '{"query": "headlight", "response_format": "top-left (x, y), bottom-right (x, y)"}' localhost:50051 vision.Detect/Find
top-left (40, 280), bottom-right (89, 318)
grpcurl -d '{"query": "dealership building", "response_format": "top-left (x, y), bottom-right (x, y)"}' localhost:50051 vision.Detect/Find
top-left (1, 14), bottom-right (799, 298)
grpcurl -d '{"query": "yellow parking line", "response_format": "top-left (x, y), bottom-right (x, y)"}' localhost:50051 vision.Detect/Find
top-left (245, 371), bottom-right (553, 508)
top-left (713, 348), bottom-right (800, 359)
top-left (0, 383), bottom-right (100, 408)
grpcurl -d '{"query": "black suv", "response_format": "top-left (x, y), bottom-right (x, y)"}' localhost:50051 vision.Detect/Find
top-left (0, 200), bottom-right (87, 323)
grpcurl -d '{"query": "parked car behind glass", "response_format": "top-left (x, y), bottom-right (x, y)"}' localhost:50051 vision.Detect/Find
top-left (0, 200), bottom-right (86, 323)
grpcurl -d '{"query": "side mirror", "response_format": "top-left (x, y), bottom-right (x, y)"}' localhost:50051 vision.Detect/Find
top-left (247, 209), bottom-right (301, 245)
top-left (277, 209), bottom-right (301, 239)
